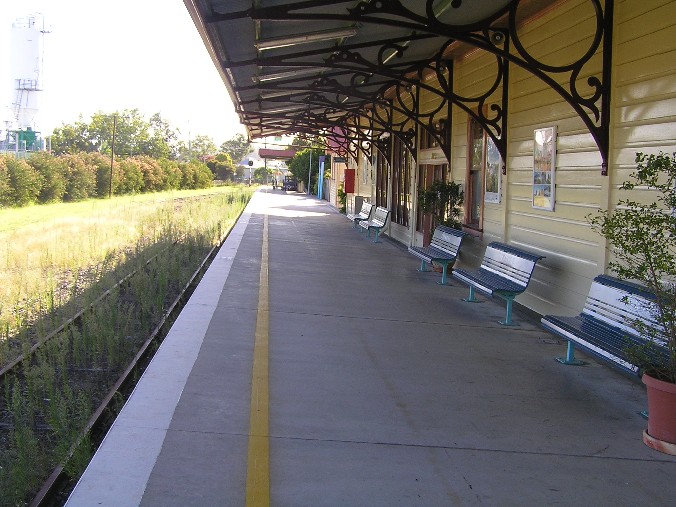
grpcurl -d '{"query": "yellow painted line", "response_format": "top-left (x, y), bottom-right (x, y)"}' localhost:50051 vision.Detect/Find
top-left (246, 214), bottom-right (270, 507)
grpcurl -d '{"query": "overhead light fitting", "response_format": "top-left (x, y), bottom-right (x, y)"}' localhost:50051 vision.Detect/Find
top-left (258, 90), bottom-right (298, 100)
top-left (255, 68), bottom-right (320, 83)
top-left (254, 27), bottom-right (358, 51)
top-left (257, 105), bottom-right (307, 114)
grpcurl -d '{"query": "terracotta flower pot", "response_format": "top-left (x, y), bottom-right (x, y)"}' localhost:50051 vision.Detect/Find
top-left (642, 373), bottom-right (676, 455)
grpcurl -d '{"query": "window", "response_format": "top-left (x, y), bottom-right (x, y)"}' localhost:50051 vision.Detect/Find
top-left (391, 136), bottom-right (411, 227)
top-left (419, 119), bottom-right (447, 150)
top-left (375, 149), bottom-right (388, 208)
top-left (465, 117), bottom-right (501, 229)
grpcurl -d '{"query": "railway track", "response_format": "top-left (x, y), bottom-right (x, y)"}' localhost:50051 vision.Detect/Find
top-left (0, 213), bottom-right (241, 507)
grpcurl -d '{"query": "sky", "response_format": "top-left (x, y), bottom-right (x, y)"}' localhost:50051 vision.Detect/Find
top-left (1, 0), bottom-right (246, 146)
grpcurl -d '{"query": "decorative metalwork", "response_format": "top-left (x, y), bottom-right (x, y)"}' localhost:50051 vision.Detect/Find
top-left (208, 0), bottom-right (613, 174)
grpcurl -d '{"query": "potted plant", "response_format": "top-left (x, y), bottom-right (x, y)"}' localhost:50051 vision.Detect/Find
top-left (417, 180), bottom-right (463, 230)
top-left (337, 183), bottom-right (347, 214)
top-left (589, 152), bottom-right (676, 454)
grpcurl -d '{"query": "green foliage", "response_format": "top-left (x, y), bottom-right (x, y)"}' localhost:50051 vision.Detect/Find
top-left (287, 147), bottom-right (330, 191)
top-left (253, 166), bottom-right (273, 183)
top-left (0, 156), bottom-right (44, 206)
top-left (62, 154), bottom-right (97, 201)
top-left (220, 134), bottom-right (251, 164)
top-left (180, 160), bottom-right (213, 189)
top-left (206, 152), bottom-right (236, 181)
top-left (51, 110), bottom-right (178, 159)
top-left (337, 183), bottom-right (347, 213)
top-left (158, 158), bottom-right (182, 190)
top-left (117, 159), bottom-right (144, 195)
top-left (26, 152), bottom-right (68, 204)
top-left (417, 180), bottom-right (464, 229)
top-left (0, 152), bottom-right (218, 208)
top-left (50, 120), bottom-right (94, 155)
top-left (589, 152), bottom-right (676, 383)
top-left (189, 135), bottom-right (218, 162)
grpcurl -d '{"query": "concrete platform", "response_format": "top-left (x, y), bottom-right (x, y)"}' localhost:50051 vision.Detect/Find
top-left (67, 189), bottom-right (676, 506)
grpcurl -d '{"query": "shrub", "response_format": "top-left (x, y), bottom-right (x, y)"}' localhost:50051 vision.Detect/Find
top-left (81, 152), bottom-right (117, 197)
top-left (62, 154), bottom-right (97, 201)
top-left (133, 155), bottom-right (163, 192)
top-left (4, 156), bottom-right (44, 206)
top-left (180, 161), bottom-right (213, 189)
top-left (117, 159), bottom-right (144, 194)
top-left (193, 162), bottom-right (214, 189)
top-left (0, 156), bottom-right (13, 206)
top-left (26, 152), bottom-right (68, 203)
top-left (158, 158), bottom-right (182, 190)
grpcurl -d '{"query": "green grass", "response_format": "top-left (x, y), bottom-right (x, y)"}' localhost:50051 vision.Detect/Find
top-left (0, 185), bottom-right (255, 505)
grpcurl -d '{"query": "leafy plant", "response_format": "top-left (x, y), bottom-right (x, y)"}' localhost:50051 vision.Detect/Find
top-left (418, 180), bottom-right (463, 229)
top-left (337, 183), bottom-right (347, 213)
top-left (588, 152), bottom-right (676, 383)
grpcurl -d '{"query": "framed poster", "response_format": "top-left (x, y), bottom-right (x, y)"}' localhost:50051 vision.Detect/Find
top-left (532, 126), bottom-right (556, 211)
top-left (484, 136), bottom-right (501, 204)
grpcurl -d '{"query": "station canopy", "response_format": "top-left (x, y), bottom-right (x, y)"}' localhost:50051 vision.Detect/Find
top-left (185, 0), bottom-right (612, 171)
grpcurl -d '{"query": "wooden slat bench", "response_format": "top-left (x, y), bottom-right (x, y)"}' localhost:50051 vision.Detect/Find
top-left (452, 242), bottom-right (544, 325)
top-left (346, 201), bottom-right (374, 229)
top-left (408, 226), bottom-right (468, 285)
top-left (358, 206), bottom-right (390, 243)
top-left (541, 274), bottom-right (669, 377)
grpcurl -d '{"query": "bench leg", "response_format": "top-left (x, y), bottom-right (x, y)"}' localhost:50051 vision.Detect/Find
top-left (417, 260), bottom-right (429, 272)
top-left (499, 296), bottom-right (517, 326)
top-left (372, 229), bottom-right (381, 243)
top-left (438, 263), bottom-right (450, 285)
top-left (462, 285), bottom-right (481, 303)
top-left (555, 341), bottom-right (586, 366)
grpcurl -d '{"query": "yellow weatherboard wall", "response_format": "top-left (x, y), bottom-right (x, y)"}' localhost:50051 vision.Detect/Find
top-left (349, 0), bottom-right (676, 318)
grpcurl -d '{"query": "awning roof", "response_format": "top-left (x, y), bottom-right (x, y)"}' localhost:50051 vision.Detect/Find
top-left (185, 0), bottom-right (613, 173)
top-left (185, 0), bottom-right (514, 139)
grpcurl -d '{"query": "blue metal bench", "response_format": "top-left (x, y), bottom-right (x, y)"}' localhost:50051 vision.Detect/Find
top-left (452, 242), bottom-right (544, 325)
top-left (346, 201), bottom-right (374, 228)
top-left (358, 206), bottom-right (390, 242)
top-left (541, 274), bottom-right (669, 377)
top-left (408, 226), bottom-right (468, 285)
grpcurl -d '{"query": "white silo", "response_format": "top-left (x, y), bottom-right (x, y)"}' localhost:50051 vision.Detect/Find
top-left (9, 14), bottom-right (47, 130)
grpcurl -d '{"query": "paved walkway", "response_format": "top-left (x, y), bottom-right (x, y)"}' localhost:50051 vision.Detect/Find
top-left (67, 189), bottom-right (676, 506)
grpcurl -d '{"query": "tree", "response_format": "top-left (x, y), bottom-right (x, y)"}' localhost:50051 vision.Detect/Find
top-left (206, 153), bottom-right (236, 181)
top-left (220, 134), bottom-right (251, 164)
top-left (149, 113), bottom-right (179, 159)
top-left (290, 136), bottom-right (314, 149)
top-left (49, 110), bottom-right (175, 159)
top-left (253, 166), bottom-right (272, 183)
top-left (190, 135), bottom-right (218, 162)
top-left (50, 119), bottom-right (94, 155)
top-left (589, 152), bottom-right (676, 383)
top-left (287, 147), bottom-right (329, 192)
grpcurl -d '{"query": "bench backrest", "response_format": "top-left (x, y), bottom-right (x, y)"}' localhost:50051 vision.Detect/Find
top-left (359, 201), bottom-right (374, 218)
top-left (371, 206), bottom-right (389, 226)
top-left (480, 242), bottom-right (543, 289)
top-left (430, 226), bottom-right (467, 256)
top-left (582, 275), bottom-right (664, 344)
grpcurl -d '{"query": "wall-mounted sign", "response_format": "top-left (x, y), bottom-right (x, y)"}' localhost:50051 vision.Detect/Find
top-left (532, 126), bottom-right (557, 211)
top-left (333, 157), bottom-right (346, 163)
